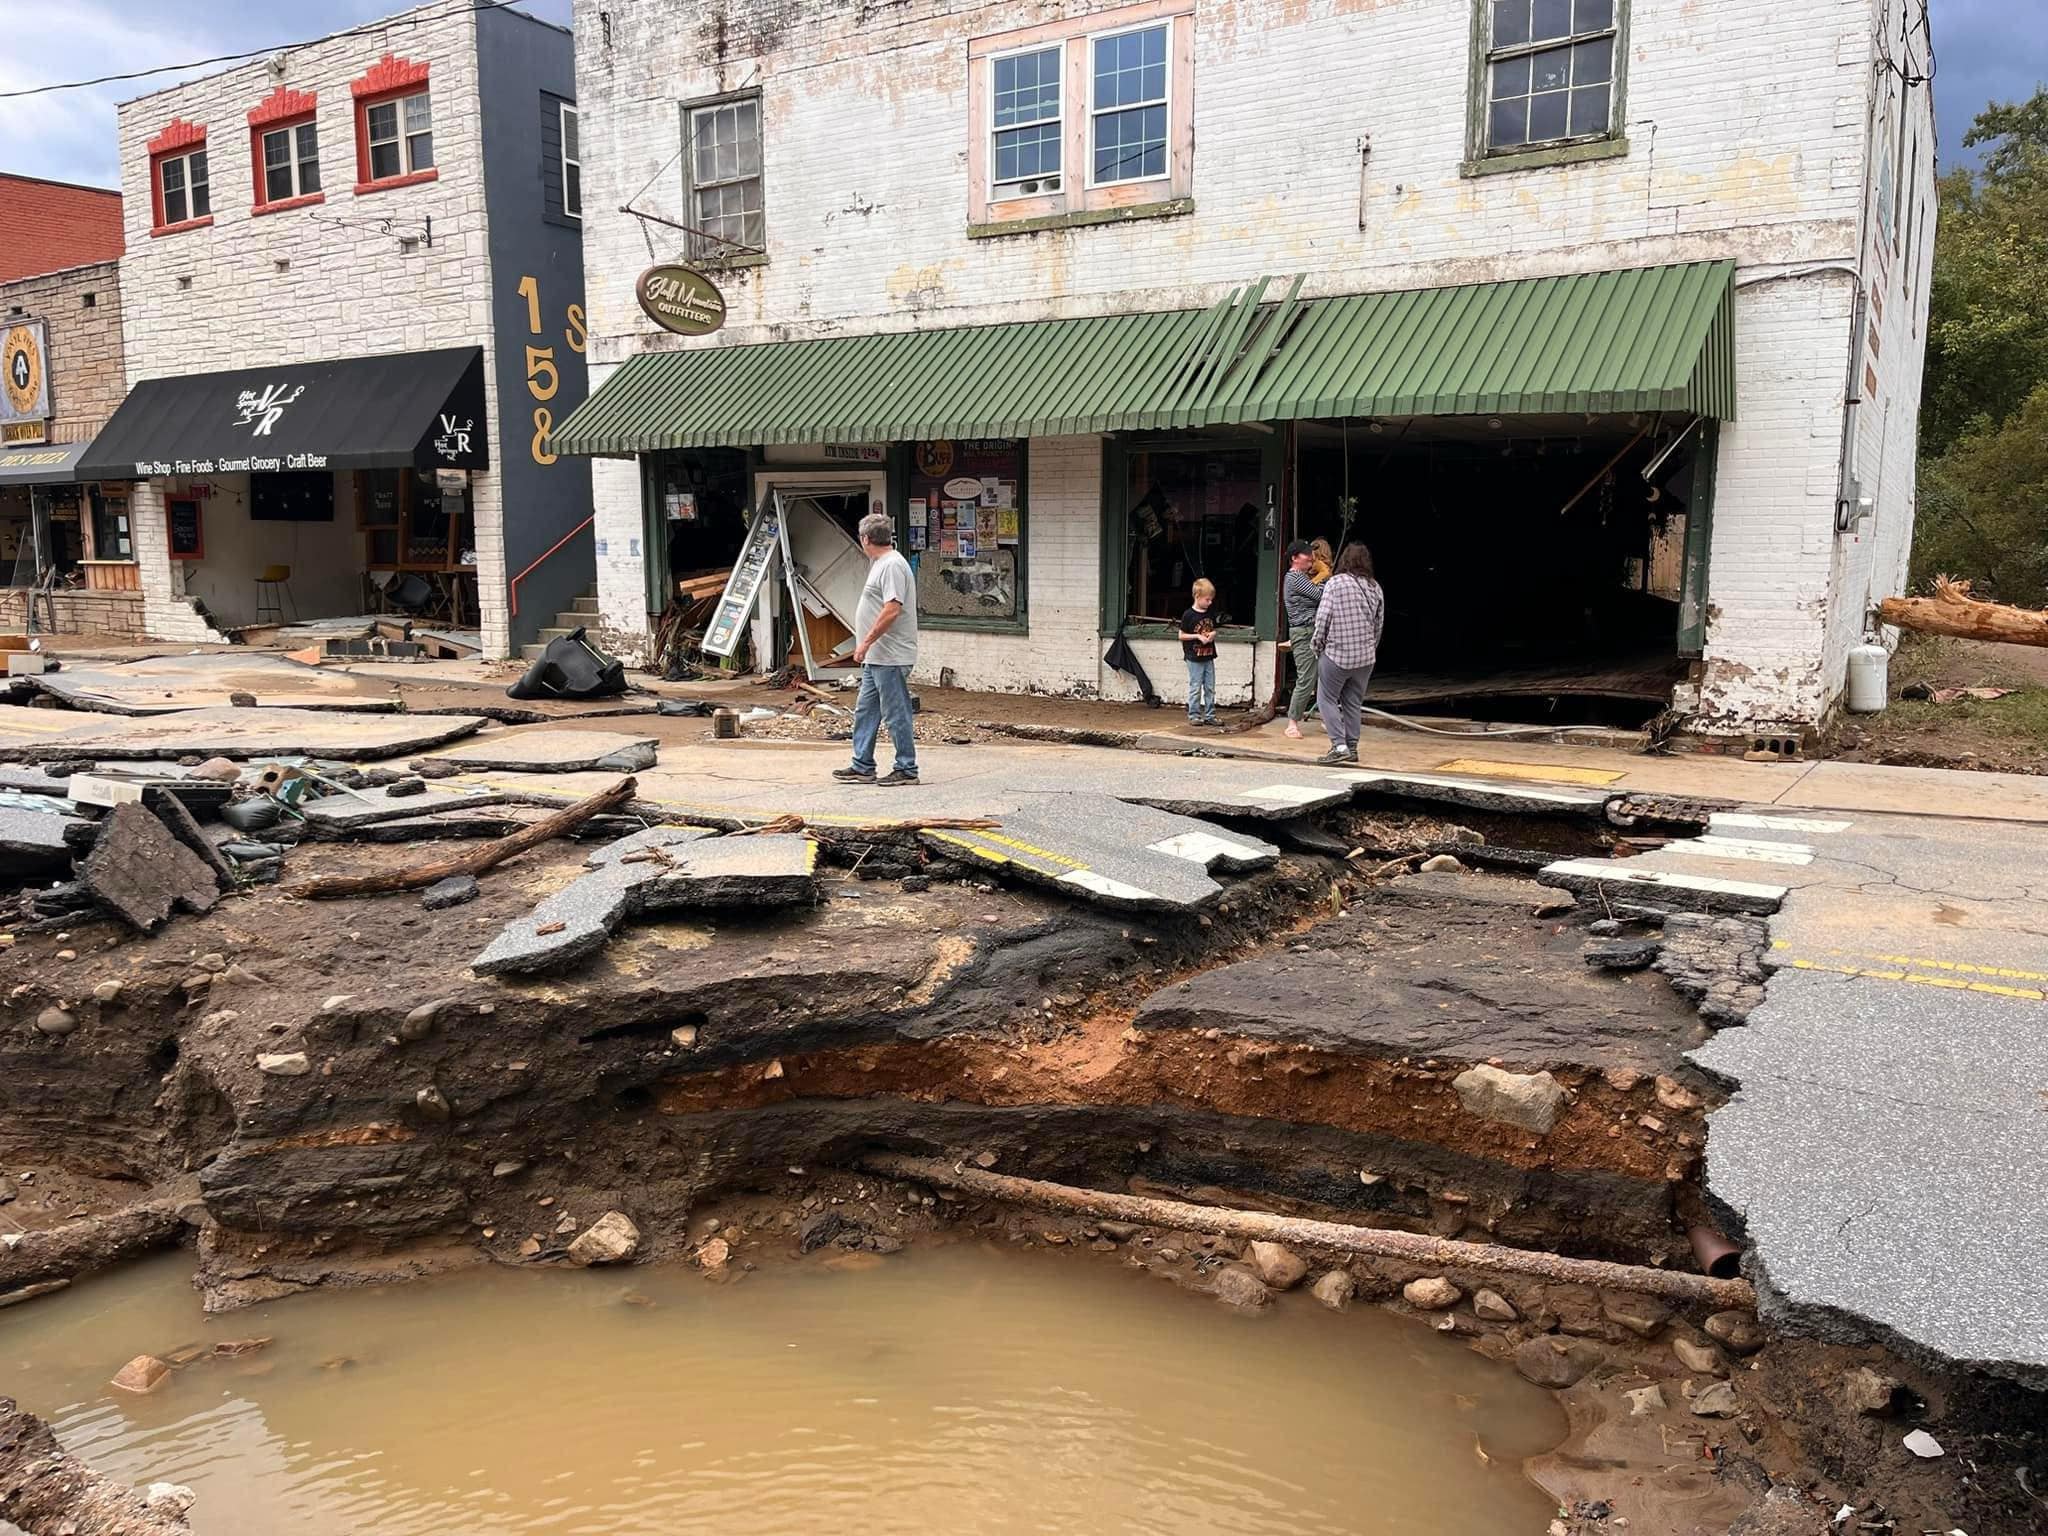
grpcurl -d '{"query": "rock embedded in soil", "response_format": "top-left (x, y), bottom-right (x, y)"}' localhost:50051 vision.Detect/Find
top-left (399, 999), bottom-right (454, 1041)
top-left (1624, 1384), bottom-right (1667, 1416)
top-left (568, 1211), bottom-right (640, 1266)
top-left (1839, 1365), bottom-right (1903, 1416)
top-left (1208, 1264), bottom-right (1273, 1310)
top-left (1452, 1064), bottom-right (1566, 1134)
top-left (255, 1051), bottom-right (309, 1076)
top-left (33, 1007), bottom-right (75, 1037)
top-left (413, 1086), bottom-right (452, 1121)
top-left (695, 1236), bottom-right (731, 1271)
top-left (1514, 1336), bottom-right (1604, 1388)
top-left (1419, 854), bottom-right (1464, 874)
top-left (1600, 1290), bottom-right (1672, 1337)
top-left (1310, 1270), bottom-right (1355, 1311)
top-left (421, 875), bottom-right (480, 911)
top-left (1402, 1277), bottom-right (1461, 1310)
top-left (492, 1161), bottom-right (526, 1179)
top-left (1246, 1241), bottom-right (1308, 1290)
top-left (1704, 1309), bottom-right (1767, 1354)
top-left (1673, 1336), bottom-right (1726, 1376)
top-left (91, 980), bottom-right (121, 1003)
top-left (1471, 1288), bottom-right (1518, 1322)
top-left (1689, 1379), bottom-right (1741, 1417)
top-left (111, 1354), bottom-right (171, 1394)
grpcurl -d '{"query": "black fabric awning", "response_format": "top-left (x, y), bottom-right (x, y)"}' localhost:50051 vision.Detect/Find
top-left (77, 347), bottom-right (489, 480)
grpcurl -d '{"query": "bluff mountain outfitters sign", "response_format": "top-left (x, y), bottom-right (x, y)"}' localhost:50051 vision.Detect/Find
top-left (635, 264), bottom-right (726, 337)
top-left (2, 321), bottom-right (51, 446)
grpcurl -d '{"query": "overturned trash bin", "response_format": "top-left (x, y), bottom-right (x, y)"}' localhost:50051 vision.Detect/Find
top-left (507, 627), bottom-right (627, 702)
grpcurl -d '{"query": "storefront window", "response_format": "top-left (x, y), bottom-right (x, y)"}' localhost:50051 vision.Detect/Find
top-left (89, 487), bottom-right (133, 561)
top-left (906, 439), bottom-right (1025, 627)
top-left (1122, 446), bottom-right (1263, 627)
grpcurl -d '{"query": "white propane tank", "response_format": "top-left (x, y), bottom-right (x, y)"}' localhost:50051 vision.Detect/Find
top-left (1846, 641), bottom-right (1890, 713)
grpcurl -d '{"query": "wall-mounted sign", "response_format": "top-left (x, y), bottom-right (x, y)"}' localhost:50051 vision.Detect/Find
top-left (635, 264), bottom-right (726, 337)
top-left (821, 444), bottom-right (885, 464)
top-left (436, 467), bottom-right (470, 491)
top-left (2, 322), bottom-right (51, 445)
top-left (167, 497), bottom-right (204, 560)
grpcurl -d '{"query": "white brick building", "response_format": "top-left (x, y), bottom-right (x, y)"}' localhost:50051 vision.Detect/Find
top-left (563, 0), bottom-right (1935, 732)
top-left (90, 2), bottom-right (594, 657)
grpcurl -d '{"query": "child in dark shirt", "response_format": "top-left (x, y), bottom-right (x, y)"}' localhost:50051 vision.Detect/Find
top-left (1178, 578), bottom-right (1221, 725)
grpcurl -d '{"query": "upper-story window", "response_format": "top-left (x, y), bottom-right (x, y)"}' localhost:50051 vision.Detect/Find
top-left (249, 87), bottom-right (323, 213)
top-left (147, 118), bottom-right (212, 235)
top-left (1090, 25), bottom-right (1169, 185)
top-left (681, 92), bottom-right (764, 261)
top-left (1469, 0), bottom-right (1626, 173)
top-left (561, 105), bottom-right (582, 218)
top-left (351, 54), bottom-right (437, 194)
top-left (967, 2), bottom-right (1194, 236)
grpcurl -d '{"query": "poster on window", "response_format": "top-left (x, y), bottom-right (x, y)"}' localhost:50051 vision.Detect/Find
top-left (908, 440), bottom-right (1022, 622)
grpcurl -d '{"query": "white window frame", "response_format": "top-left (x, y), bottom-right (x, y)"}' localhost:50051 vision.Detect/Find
top-left (684, 93), bottom-right (765, 259)
top-left (366, 89), bottom-right (433, 182)
top-left (560, 102), bottom-right (581, 219)
top-left (987, 40), bottom-right (1065, 202)
top-left (260, 120), bottom-right (320, 204)
top-left (1085, 20), bottom-right (1172, 192)
top-left (158, 147), bottom-right (210, 226)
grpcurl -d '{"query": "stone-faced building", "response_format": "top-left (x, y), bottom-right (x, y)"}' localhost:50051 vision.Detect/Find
top-left (559, 0), bottom-right (1935, 734)
top-left (0, 175), bottom-right (142, 637)
top-left (84, 2), bottom-right (593, 656)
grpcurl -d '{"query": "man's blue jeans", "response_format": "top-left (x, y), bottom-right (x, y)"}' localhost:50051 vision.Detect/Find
top-left (850, 662), bottom-right (918, 777)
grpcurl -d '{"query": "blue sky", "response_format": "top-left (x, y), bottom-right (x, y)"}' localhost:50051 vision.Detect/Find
top-left (0, 0), bottom-right (2037, 191)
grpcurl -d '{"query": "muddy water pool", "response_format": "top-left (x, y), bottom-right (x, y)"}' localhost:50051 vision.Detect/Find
top-left (5, 1244), bottom-right (1565, 1534)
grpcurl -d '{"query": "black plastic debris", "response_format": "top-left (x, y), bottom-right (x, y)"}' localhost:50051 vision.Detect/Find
top-left (507, 627), bottom-right (627, 702)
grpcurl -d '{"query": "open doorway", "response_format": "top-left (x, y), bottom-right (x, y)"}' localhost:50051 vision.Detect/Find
top-left (748, 470), bottom-right (888, 679)
top-left (1291, 416), bottom-right (1708, 727)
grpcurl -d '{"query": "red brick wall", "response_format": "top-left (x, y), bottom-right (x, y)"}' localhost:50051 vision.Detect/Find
top-left (0, 175), bottom-right (123, 284)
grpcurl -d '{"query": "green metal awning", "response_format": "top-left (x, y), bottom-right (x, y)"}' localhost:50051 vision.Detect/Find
top-left (553, 259), bottom-right (1736, 455)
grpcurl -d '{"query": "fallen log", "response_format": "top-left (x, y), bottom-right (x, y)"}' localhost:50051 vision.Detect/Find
top-left (861, 1153), bottom-right (1757, 1310)
top-left (0, 1193), bottom-right (191, 1293)
top-left (286, 775), bottom-right (638, 899)
top-left (1878, 575), bottom-right (2048, 647)
top-left (0, 1396), bottom-right (192, 1535)
top-left (733, 813), bottom-right (999, 838)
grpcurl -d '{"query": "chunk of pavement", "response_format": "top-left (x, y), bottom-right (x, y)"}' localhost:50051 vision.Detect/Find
top-left (34, 1007), bottom-right (76, 1037)
top-left (421, 875), bottom-right (480, 911)
top-left (1704, 1309), bottom-right (1768, 1354)
top-left (296, 784), bottom-right (523, 837)
top-left (145, 792), bottom-right (235, 891)
top-left (1310, 1270), bottom-right (1355, 1311)
top-left (0, 803), bottom-right (87, 879)
top-left (1625, 1384), bottom-right (1667, 1416)
top-left (1472, 1288), bottom-right (1519, 1322)
top-left (1514, 1336), bottom-right (1605, 1388)
top-left (1208, 1263), bottom-right (1273, 1310)
top-left (1840, 1365), bottom-right (1904, 1416)
top-left (80, 801), bottom-right (221, 932)
top-left (421, 729), bottom-right (660, 774)
top-left (472, 827), bottom-right (816, 977)
top-left (1418, 853), bottom-right (1464, 873)
top-left (1587, 917), bottom-right (1623, 936)
top-left (111, 1354), bottom-right (172, 1394)
top-left (1690, 1380), bottom-right (1741, 1417)
top-left (257, 1051), bottom-right (310, 1076)
top-left (1452, 1064), bottom-right (1567, 1134)
top-left (1602, 1290), bottom-right (1673, 1337)
top-left (1403, 1277), bottom-right (1461, 1310)
top-left (567, 1210), bottom-right (640, 1266)
top-left (1246, 1241), bottom-right (1308, 1290)
top-left (1673, 1336), bottom-right (1726, 1376)
top-left (1901, 1429), bottom-right (1944, 1459)
top-left (1585, 937), bottom-right (1662, 971)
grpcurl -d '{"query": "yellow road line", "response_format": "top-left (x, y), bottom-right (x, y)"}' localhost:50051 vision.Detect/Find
top-left (1435, 758), bottom-right (1625, 787)
top-left (1773, 939), bottom-right (2048, 985)
top-left (930, 827), bottom-right (1084, 871)
top-left (1782, 957), bottom-right (2046, 1002)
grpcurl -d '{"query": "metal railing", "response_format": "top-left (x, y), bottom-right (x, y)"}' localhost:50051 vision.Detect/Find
top-left (507, 513), bottom-right (594, 618)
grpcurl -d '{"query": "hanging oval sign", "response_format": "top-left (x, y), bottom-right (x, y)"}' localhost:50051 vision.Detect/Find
top-left (635, 264), bottom-right (727, 337)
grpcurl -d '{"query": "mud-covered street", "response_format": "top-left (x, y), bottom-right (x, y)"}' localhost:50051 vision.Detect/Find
top-left (1, 667), bottom-right (2044, 1536)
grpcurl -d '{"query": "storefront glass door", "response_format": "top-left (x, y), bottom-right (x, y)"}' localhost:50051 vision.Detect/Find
top-left (1101, 436), bottom-right (1282, 638)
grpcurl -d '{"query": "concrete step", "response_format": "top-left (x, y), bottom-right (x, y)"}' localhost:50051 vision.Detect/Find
top-left (573, 593), bottom-right (601, 614)
top-left (518, 643), bottom-right (547, 662)
top-left (551, 611), bottom-right (592, 633)
top-left (535, 626), bottom-right (576, 644)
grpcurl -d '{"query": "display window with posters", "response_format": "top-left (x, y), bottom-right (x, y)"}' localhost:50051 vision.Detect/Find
top-left (905, 438), bottom-right (1026, 631)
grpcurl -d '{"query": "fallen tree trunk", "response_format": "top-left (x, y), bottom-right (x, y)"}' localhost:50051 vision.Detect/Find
top-left (862, 1153), bottom-right (1756, 1310)
top-left (287, 775), bottom-right (638, 899)
top-left (0, 1397), bottom-right (191, 1535)
top-left (1878, 576), bottom-right (2048, 647)
top-left (0, 1194), bottom-right (190, 1293)
top-left (734, 812), bottom-right (999, 838)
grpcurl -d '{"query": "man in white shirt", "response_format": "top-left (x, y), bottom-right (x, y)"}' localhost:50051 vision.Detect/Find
top-left (833, 511), bottom-right (921, 786)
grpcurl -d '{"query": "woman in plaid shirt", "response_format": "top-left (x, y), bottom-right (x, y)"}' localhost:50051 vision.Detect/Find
top-left (1310, 543), bottom-right (1386, 764)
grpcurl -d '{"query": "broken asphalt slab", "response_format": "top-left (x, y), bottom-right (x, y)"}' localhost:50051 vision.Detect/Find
top-left (924, 793), bottom-right (1278, 911)
top-left (14, 653), bottom-right (401, 715)
top-left (80, 802), bottom-right (222, 931)
top-left (1536, 858), bottom-right (1786, 915)
top-left (415, 729), bottom-right (659, 774)
top-left (472, 827), bottom-right (818, 976)
top-left (0, 803), bottom-right (88, 878)
top-left (297, 785), bottom-right (527, 838)
top-left (0, 706), bottom-right (487, 763)
top-left (1337, 770), bottom-right (1613, 819)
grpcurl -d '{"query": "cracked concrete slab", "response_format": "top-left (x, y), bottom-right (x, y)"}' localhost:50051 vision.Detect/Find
top-left (0, 706), bottom-right (487, 762)
top-left (1537, 858), bottom-right (1787, 915)
top-left (17, 653), bottom-right (401, 715)
top-left (1338, 770), bottom-right (1613, 818)
top-left (923, 793), bottom-right (1278, 912)
top-left (472, 827), bottom-right (817, 976)
top-left (417, 730), bottom-right (659, 774)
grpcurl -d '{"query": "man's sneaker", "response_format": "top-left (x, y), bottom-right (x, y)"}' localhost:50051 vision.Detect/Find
top-left (876, 768), bottom-right (921, 786)
top-left (832, 766), bottom-right (876, 783)
top-left (1314, 745), bottom-right (1357, 765)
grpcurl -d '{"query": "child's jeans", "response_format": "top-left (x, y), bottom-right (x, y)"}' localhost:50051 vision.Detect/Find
top-left (1185, 656), bottom-right (1216, 720)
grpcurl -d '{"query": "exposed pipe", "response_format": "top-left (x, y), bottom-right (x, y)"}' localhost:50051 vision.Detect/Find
top-left (862, 1154), bottom-right (1757, 1310)
top-left (1688, 1224), bottom-right (1744, 1280)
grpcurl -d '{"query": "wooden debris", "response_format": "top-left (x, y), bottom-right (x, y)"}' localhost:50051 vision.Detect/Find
top-left (1878, 575), bottom-right (2048, 647)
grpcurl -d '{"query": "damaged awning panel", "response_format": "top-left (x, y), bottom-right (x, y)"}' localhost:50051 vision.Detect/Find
top-left (552, 260), bottom-right (1737, 455)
